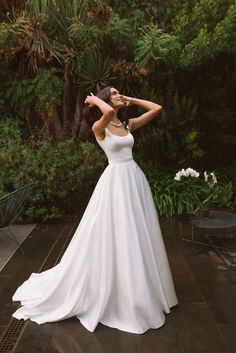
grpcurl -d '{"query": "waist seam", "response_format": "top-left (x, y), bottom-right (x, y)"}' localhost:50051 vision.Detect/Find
top-left (108, 157), bottom-right (134, 164)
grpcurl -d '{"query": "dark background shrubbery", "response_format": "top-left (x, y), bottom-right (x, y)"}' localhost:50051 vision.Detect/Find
top-left (0, 119), bottom-right (106, 222)
top-left (0, 0), bottom-right (235, 221)
top-left (0, 118), bottom-right (235, 222)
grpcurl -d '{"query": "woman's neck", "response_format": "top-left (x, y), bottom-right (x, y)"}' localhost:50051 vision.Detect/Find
top-left (111, 110), bottom-right (119, 122)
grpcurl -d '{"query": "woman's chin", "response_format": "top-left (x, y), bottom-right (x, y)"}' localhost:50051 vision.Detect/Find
top-left (116, 102), bottom-right (125, 109)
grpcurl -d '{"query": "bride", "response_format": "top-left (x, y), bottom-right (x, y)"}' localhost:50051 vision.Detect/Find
top-left (12, 86), bottom-right (178, 334)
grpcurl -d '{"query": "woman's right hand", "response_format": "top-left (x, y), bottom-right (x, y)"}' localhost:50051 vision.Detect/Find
top-left (84, 93), bottom-right (97, 107)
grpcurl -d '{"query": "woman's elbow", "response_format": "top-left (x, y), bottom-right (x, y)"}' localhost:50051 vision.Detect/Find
top-left (105, 108), bottom-right (115, 118)
top-left (154, 105), bottom-right (163, 115)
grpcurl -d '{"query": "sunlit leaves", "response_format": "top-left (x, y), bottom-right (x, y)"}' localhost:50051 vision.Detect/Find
top-left (0, 13), bottom-right (66, 72)
top-left (212, 1), bottom-right (236, 52)
top-left (134, 24), bottom-right (181, 69)
top-left (172, 0), bottom-right (236, 67)
top-left (179, 27), bottom-right (212, 67)
top-left (68, 16), bottom-right (103, 50)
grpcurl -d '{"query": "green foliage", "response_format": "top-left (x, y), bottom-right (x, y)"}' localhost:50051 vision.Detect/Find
top-left (6, 78), bottom-right (32, 117)
top-left (5, 68), bottom-right (63, 125)
top-left (210, 182), bottom-right (233, 208)
top-left (138, 162), bottom-right (235, 217)
top-left (153, 172), bottom-right (201, 217)
top-left (172, 0), bottom-right (236, 67)
top-left (68, 16), bottom-right (102, 51)
top-left (0, 118), bottom-right (23, 148)
top-left (33, 68), bottom-right (64, 113)
top-left (1, 116), bottom-right (235, 222)
top-left (212, 2), bottom-right (236, 53)
top-left (172, 0), bottom-right (232, 42)
top-left (0, 118), bottom-right (106, 222)
top-left (79, 53), bottom-right (116, 92)
top-left (134, 84), bottom-right (203, 167)
top-left (108, 0), bottom-right (146, 30)
top-left (185, 130), bottom-right (204, 159)
top-left (0, 16), bottom-right (28, 50)
top-left (180, 27), bottom-right (212, 67)
top-left (0, 0), bottom-right (235, 169)
top-left (136, 163), bottom-right (202, 217)
top-left (26, 0), bottom-right (55, 15)
top-left (44, 0), bottom-right (105, 73)
top-left (0, 13), bottom-right (65, 72)
top-left (135, 24), bottom-right (181, 69)
top-left (217, 169), bottom-right (236, 208)
top-left (110, 13), bottom-right (132, 45)
top-left (0, 0), bottom-right (113, 74)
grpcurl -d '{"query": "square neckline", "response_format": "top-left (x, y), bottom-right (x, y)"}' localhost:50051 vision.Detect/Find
top-left (105, 127), bottom-right (130, 138)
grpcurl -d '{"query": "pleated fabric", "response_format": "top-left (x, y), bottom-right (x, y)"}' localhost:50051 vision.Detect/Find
top-left (12, 128), bottom-right (178, 334)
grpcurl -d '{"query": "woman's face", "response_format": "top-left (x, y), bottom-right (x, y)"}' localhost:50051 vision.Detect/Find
top-left (109, 88), bottom-right (125, 109)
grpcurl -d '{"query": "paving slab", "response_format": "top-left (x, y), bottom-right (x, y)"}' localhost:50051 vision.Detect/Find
top-left (0, 224), bottom-right (36, 271)
top-left (0, 217), bottom-right (235, 353)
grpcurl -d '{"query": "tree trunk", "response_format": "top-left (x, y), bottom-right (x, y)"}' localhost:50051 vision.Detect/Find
top-left (52, 108), bottom-right (64, 139)
top-left (62, 67), bottom-right (73, 131)
top-left (72, 92), bottom-right (82, 137)
top-left (79, 118), bottom-right (90, 141)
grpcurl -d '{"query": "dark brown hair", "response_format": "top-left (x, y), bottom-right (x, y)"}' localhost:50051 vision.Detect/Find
top-left (82, 86), bottom-right (128, 128)
top-left (82, 86), bottom-right (111, 128)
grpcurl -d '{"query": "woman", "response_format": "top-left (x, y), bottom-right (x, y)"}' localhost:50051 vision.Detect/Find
top-left (12, 87), bottom-right (178, 334)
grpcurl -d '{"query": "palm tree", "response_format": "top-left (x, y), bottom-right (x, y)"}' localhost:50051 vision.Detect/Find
top-left (0, 0), bottom-right (156, 139)
top-left (0, 0), bottom-right (116, 138)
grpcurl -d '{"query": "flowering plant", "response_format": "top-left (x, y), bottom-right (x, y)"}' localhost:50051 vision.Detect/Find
top-left (174, 167), bottom-right (218, 216)
top-left (174, 167), bottom-right (200, 180)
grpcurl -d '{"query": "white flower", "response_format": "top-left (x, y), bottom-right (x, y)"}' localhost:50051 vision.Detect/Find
top-left (174, 170), bottom-right (183, 180)
top-left (185, 168), bottom-right (192, 177)
top-left (210, 172), bottom-right (217, 184)
top-left (204, 171), bottom-right (208, 182)
top-left (186, 168), bottom-right (199, 177)
top-left (174, 167), bottom-right (199, 180)
top-left (174, 171), bottom-right (182, 180)
top-left (192, 170), bottom-right (200, 178)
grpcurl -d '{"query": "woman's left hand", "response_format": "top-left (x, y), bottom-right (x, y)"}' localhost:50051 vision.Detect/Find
top-left (123, 96), bottom-right (133, 107)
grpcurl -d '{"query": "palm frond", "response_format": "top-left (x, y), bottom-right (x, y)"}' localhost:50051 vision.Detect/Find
top-left (78, 53), bottom-right (116, 92)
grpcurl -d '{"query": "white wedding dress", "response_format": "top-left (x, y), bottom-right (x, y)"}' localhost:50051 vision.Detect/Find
top-left (12, 127), bottom-right (178, 334)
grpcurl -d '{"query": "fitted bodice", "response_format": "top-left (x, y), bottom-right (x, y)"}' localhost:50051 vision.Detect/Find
top-left (96, 128), bottom-right (134, 163)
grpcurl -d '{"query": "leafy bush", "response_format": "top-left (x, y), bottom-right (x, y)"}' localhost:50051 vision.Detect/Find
top-left (137, 160), bottom-right (235, 217)
top-left (1, 118), bottom-right (235, 222)
top-left (5, 68), bottom-right (63, 130)
top-left (0, 118), bottom-right (106, 222)
top-left (135, 24), bottom-right (181, 69)
top-left (217, 168), bottom-right (236, 208)
top-left (134, 84), bottom-right (204, 168)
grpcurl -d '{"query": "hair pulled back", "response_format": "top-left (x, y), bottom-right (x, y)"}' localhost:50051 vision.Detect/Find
top-left (82, 86), bottom-right (111, 128)
top-left (82, 86), bottom-right (128, 128)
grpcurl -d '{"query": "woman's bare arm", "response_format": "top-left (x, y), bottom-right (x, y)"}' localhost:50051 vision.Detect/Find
top-left (124, 96), bottom-right (162, 131)
top-left (84, 95), bottom-right (114, 135)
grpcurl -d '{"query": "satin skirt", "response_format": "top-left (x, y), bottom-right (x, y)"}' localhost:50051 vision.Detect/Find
top-left (12, 159), bottom-right (178, 334)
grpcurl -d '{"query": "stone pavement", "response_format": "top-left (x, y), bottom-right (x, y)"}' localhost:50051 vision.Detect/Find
top-left (0, 224), bottom-right (36, 271)
top-left (0, 216), bottom-right (236, 353)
